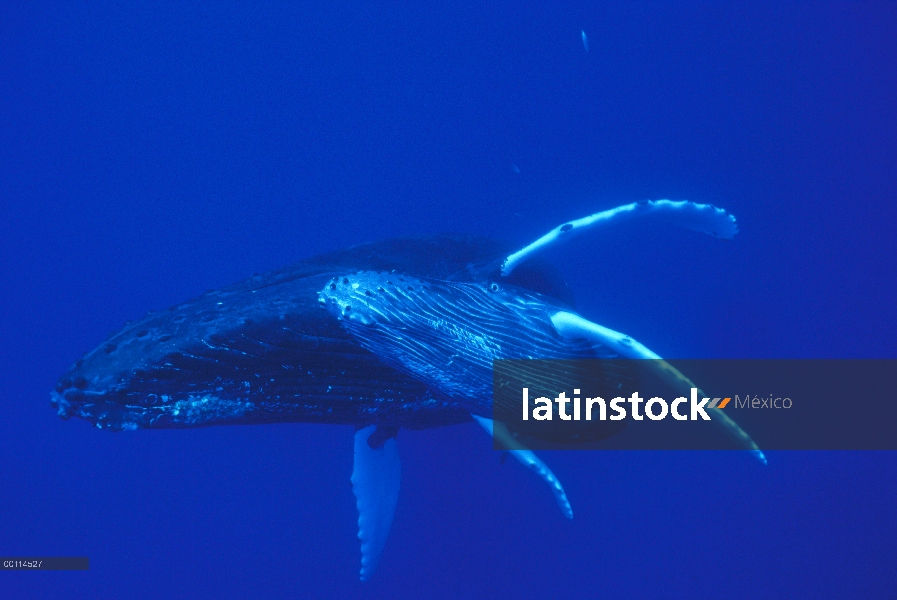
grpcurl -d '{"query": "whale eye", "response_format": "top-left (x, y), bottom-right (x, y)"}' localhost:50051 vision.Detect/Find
top-left (330, 283), bottom-right (336, 291)
top-left (489, 283), bottom-right (500, 292)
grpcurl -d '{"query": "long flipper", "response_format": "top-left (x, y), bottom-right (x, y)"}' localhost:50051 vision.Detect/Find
top-left (351, 425), bottom-right (401, 581)
top-left (502, 200), bottom-right (738, 276)
top-left (472, 414), bottom-right (574, 519)
top-left (550, 311), bottom-right (767, 464)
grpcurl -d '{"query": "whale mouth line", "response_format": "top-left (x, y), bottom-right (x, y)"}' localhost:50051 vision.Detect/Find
top-left (51, 387), bottom-right (140, 430)
top-left (51, 384), bottom-right (258, 431)
top-left (52, 387), bottom-right (104, 417)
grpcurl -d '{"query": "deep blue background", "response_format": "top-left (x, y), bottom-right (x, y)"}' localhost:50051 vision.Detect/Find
top-left (2, 2), bottom-right (896, 598)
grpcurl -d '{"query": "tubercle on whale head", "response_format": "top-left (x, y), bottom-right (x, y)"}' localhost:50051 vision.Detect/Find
top-left (318, 274), bottom-right (376, 326)
top-left (318, 272), bottom-right (438, 327)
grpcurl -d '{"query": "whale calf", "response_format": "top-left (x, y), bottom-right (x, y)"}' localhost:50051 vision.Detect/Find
top-left (51, 200), bottom-right (762, 580)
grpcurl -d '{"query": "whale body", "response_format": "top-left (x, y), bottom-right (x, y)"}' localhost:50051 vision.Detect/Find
top-left (51, 235), bottom-right (588, 432)
top-left (51, 200), bottom-right (762, 580)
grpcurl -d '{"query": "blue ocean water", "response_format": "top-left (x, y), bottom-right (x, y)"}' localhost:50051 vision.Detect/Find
top-left (2, 1), bottom-right (896, 598)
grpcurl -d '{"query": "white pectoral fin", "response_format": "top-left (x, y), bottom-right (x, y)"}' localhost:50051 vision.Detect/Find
top-left (502, 200), bottom-right (738, 275)
top-left (351, 425), bottom-right (401, 581)
top-left (550, 311), bottom-right (767, 464)
top-left (472, 414), bottom-right (573, 519)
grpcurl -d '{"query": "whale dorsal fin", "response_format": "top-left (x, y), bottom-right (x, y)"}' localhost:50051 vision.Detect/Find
top-left (351, 425), bottom-right (401, 581)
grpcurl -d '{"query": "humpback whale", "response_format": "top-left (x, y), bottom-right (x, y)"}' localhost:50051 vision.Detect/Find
top-left (51, 200), bottom-right (763, 580)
